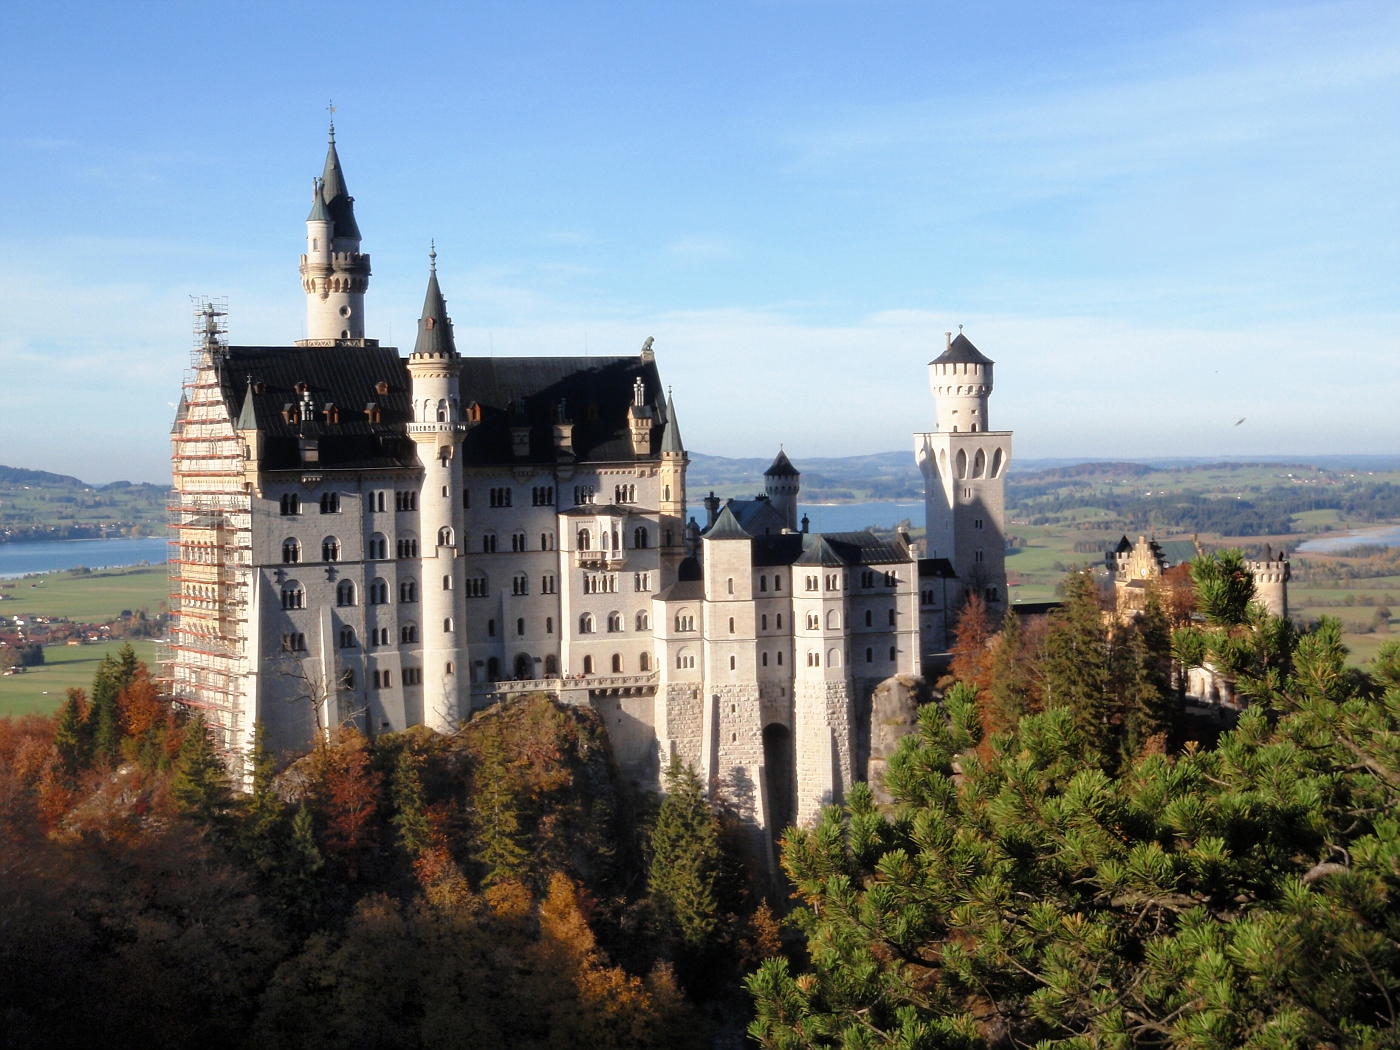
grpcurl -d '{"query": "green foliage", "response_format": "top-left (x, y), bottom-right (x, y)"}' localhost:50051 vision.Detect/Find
top-left (87, 654), bottom-right (123, 767)
top-left (1191, 548), bottom-right (1258, 628)
top-left (389, 746), bottom-right (432, 857)
top-left (1041, 569), bottom-right (1117, 754)
top-left (987, 608), bottom-right (1032, 730)
top-left (649, 756), bottom-right (723, 955)
top-left (468, 718), bottom-right (530, 886)
top-left (170, 714), bottom-right (232, 824)
top-left (52, 687), bottom-right (89, 778)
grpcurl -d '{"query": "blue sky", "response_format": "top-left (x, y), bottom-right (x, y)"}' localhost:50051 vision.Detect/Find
top-left (1, 1), bottom-right (1396, 484)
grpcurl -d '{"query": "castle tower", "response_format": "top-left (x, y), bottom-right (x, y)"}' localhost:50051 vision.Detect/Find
top-left (299, 121), bottom-right (372, 344)
top-left (763, 450), bottom-right (800, 532)
top-left (915, 332), bottom-right (1013, 618)
top-left (406, 250), bottom-right (467, 731)
top-left (658, 386), bottom-right (689, 586)
top-left (1246, 546), bottom-right (1291, 618)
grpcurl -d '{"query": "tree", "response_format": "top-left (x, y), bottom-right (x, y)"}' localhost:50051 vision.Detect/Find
top-left (467, 719), bottom-right (529, 887)
top-left (648, 756), bottom-right (723, 957)
top-left (986, 608), bottom-right (1033, 732)
top-left (170, 714), bottom-right (231, 824)
top-left (87, 654), bottom-right (123, 767)
top-left (1041, 568), bottom-right (1116, 756)
top-left (52, 688), bottom-right (90, 778)
top-left (390, 746), bottom-right (432, 858)
top-left (305, 728), bottom-right (383, 880)
top-left (949, 591), bottom-right (995, 691)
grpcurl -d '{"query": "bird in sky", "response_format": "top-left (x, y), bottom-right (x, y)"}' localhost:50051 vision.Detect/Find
top-left (1235, 418), bottom-right (1246, 426)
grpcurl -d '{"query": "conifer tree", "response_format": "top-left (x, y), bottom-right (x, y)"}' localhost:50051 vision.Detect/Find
top-left (115, 642), bottom-right (139, 688)
top-left (987, 607), bottom-right (1032, 731)
top-left (236, 724), bottom-right (286, 874)
top-left (170, 714), bottom-right (231, 824)
top-left (52, 688), bottom-right (90, 778)
top-left (87, 655), bottom-right (123, 767)
top-left (648, 756), bottom-right (722, 955)
top-left (1042, 569), bottom-right (1115, 755)
top-left (390, 747), bottom-right (432, 858)
top-left (469, 727), bottom-right (528, 885)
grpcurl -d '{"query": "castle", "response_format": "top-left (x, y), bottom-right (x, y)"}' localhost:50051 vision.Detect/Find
top-left (167, 126), bottom-right (1012, 833)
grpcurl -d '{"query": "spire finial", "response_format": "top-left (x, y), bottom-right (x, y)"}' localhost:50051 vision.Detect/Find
top-left (429, 240), bottom-right (436, 272)
top-left (327, 100), bottom-right (336, 141)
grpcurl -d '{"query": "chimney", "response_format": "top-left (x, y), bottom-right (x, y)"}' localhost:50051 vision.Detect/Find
top-left (945, 331), bottom-right (952, 351)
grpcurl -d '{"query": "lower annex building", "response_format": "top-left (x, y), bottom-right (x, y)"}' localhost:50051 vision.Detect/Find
top-left (167, 126), bottom-right (1013, 834)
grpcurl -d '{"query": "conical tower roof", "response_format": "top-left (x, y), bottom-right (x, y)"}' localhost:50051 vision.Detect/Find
top-left (235, 377), bottom-right (258, 431)
top-left (764, 449), bottom-right (798, 477)
top-left (306, 177), bottom-right (330, 222)
top-left (661, 390), bottom-right (684, 455)
top-left (412, 251), bottom-right (456, 357)
top-left (704, 503), bottom-right (750, 540)
top-left (931, 332), bottom-right (992, 366)
top-left (318, 125), bottom-right (361, 240)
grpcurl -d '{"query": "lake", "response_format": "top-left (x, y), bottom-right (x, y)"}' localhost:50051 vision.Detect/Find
top-left (798, 501), bottom-right (925, 533)
top-left (0, 537), bottom-right (168, 579)
top-left (1296, 525), bottom-right (1400, 555)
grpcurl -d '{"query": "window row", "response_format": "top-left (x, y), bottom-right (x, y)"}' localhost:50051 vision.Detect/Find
top-left (578, 611), bottom-right (650, 634)
top-left (573, 652), bottom-right (651, 676)
top-left (575, 526), bottom-right (648, 551)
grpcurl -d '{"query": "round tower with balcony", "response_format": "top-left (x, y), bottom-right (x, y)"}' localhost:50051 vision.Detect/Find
top-left (406, 249), bottom-right (467, 730)
top-left (929, 329), bottom-right (993, 434)
top-left (299, 120), bottom-right (372, 344)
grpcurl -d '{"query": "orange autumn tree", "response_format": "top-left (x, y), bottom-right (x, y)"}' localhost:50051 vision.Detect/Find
top-left (948, 590), bottom-right (995, 691)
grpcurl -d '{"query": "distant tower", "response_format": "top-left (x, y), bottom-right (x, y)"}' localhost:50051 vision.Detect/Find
top-left (406, 249), bottom-right (467, 731)
top-left (299, 119), bottom-right (371, 344)
top-left (915, 331), bottom-right (1013, 619)
top-left (763, 450), bottom-right (800, 532)
top-left (658, 385), bottom-right (689, 585)
top-left (1246, 546), bottom-right (1291, 618)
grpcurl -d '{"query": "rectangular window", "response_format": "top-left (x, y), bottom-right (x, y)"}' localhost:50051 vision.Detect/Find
top-left (462, 490), bottom-right (470, 509)
top-left (395, 491), bottom-right (417, 512)
top-left (532, 486), bottom-right (555, 506)
top-left (402, 668), bottom-right (422, 686)
top-left (633, 572), bottom-right (651, 592)
top-left (489, 487), bottom-right (513, 508)
top-left (541, 574), bottom-right (556, 594)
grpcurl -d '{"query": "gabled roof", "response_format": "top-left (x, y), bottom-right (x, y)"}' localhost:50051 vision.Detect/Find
top-left (919, 557), bottom-right (957, 579)
top-left (655, 579), bottom-right (704, 602)
top-left (660, 391), bottom-right (684, 455)
top-left (703, 504), bottom-right (751, 541)
top-left (931, 333), bottom-right (992, 366)
top-left (1158, 539), bottom-right (1200, 568)
top-left (412, 265), bottom-right (456, 357)
top-left (764, 449), bottom-right (798, 477)
top-left (795, 534), bottom-right (844, 566)
top-left (727, 497), bottom-right (788, 536)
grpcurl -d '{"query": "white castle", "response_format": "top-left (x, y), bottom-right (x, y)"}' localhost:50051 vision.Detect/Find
top-left (167, 127), bottom-right (1012, 834)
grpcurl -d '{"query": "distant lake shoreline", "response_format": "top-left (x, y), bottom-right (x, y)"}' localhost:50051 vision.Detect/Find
top-left (0, 537), bottom-right (168, 579)
top-left (1296, 524), bottom-right (1400, 554)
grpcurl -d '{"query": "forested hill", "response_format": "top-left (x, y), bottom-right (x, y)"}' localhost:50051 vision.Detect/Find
top-left (0, 464), bottom-right (167, 542)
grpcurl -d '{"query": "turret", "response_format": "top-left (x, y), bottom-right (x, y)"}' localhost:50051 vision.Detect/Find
top-left (929, 331), bottom-right (993, 433)
top-left (658, 386), bottom-right (689, 582)
top-left (1246, 545), bottom-right (1291, 619)
top-left (405, 248), bottom-right (467, 731)
top-left (763, 449), bottom-right (800, 532)
top-left (299, 121), bottom-right (372, 344)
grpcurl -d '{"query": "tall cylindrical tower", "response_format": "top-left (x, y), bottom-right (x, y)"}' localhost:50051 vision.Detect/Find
top-left (299, 122), bottom-right (371, 343)
top-left (929, 331), bottom-right (993, 433)
top-left (406, 250), bottom-right (467, 731)
top-left (763, 449), bottom-right (800, 531)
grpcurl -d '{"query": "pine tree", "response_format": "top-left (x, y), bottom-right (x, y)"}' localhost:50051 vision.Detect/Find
top-left (274, 803), bottom-right (327, 933)
top-left (1042, 569), bottom-right (1116, 756)
top-left (390, 747), bottom-right (432, 858)
top-left (236, 724), bottom-right (287, 875)
top-left (170, 714), bottom-right (231, 824)
top-left (987, 607), bottom-right (1032, 732)
top-left (52, 688), bottom-right (90, 778)
top-left (469, 730), bottom-right (528, 886)
top-left (87, 655), bottom-right (123, 767)
top-left (115, 642), bottom-right (139, 688)
top-left (648, 756), bottom-right (722, 955)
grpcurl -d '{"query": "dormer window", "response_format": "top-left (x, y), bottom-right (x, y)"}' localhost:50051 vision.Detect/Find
top-left (375, 381), bottom-right (389, 395)
top-left (425, 317), bottom-right (435, 330)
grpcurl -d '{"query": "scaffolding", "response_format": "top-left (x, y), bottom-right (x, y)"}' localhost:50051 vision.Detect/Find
top-left (166, 297), bottom-right (251, 752)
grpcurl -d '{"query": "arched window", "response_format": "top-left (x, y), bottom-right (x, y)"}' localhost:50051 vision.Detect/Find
top-left (577, 528), bottom-right (591, 551)
top-left (442, 574), bottom-right (452, 591)
top-left (399, 579), bottom-right (418, 603)
top-left (487, 656), bottom-right (500, 680)
top-left (601, 530), bottom-right (610, 551)
top-left (336, 580), bottom-right (356, 607)
top-left (826, 609), bottom-right (840, 629)
top-left (729, 655), bottom-right (736, 670)
top-left (991, 447), bottom-right (1005, 478)
top-left (639, 651), bottom-right (651, 672)
top-left (281, 581), bottom-right (304, 610)
top-left (436, 399), bottom-right (447, 422)
top-left (369, 578), bottom-right (388, 604)
top-left (481, 532), bottom-right (497, 553)
top-left (956, 448), bottom-right (968, 479)
top-left (890, 646), bottom-right (897, 661)
top-left (446, 661), bottom-right (454, 675)
top-left (466, 574), bottom-right (488, 597)
top-left (973, 448), bottom-right (986, 478)
top-left (443, 617), bottom-right (453, 633)
top-left (633, 526), bottom-right (648, 549)
top-left (515, 653), bottom-right (532, 679)
top-left (635, 611), bottom-right (649, 631)
top-left (675, 610), bottom-right (695, 632)
top-left (322, 536), bottom-right (340, 562)
top-left (828, 648), bottom-right (842, 667)
top-left (397, 535), bottom-right (420, 558)
top-left (282, 538), bottom-right (300, 564)
top-left (583, 655), bottom-right (594, 675)
top-left (579, 613), bottom-right (595, 634)
top-left (676, 647), bottom-right (696, 670)
top-left (541, 530), bottom-right (555, 551)
top-left (607, 612), bottom-right (622, 633)
top-left (400, 623), bottom-right (418, 643)
top-left (438, 526), bottom-right (454, 547)
top-left (727, 577), bottom-right (734, 594)
top-left (866, 647), bottom-right (874, 663)
top-left (888, 608), bottom-right (896, 625)
top-left (517, 617), bottom-right (525, 636)
top-left (546, 616), bottom-right (554, 634)
top-left (339, 626), bottom-right (357, 648)
top-left (545, 654), bottom-right (558, 675)
top-left (320, 492), bottom-right (340, 514)
top-left (777, 650), bottom-right (783, 665)
top-left (611, 653), bottom-right (622, 673)
top-left (762, 652), bottom-right (769, 666)
top-left (865, 609), bottom-right (872, 626)
top-left (512, 572), bottom-right (529, 596)
top-left (368, 533), bottom-right (387, 560)
top-left (280, 493), bottom-right (301, 516)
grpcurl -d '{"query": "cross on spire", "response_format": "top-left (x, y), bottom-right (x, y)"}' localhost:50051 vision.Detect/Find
top-left (327, 99), bottom-right (336, 141)
top-left (429, 240), bottom-right (437, 272)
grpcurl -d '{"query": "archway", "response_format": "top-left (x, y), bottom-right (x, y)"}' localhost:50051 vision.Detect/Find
top-left (514, 653), bottom-right (532, 680)
top-left (762, 723), bottom-right (794, 832)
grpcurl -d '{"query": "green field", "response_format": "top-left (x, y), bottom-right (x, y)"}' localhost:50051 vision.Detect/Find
top-left (0, 639), bottom-right (159, 718)
top-left (0, 565), bottom-right (167, 620)
top-left (0, 566), bottom-right (168, 718)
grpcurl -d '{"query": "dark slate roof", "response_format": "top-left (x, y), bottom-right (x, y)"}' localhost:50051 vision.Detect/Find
top-left (1113, 535), bottom-right (1133, 554)
top-left (559, 504), bottom-right (652, 518)
top-left (1012, 601), bottom-right (1061, 616)
top-left (795, 534), bottom-right (844, 566)
top-left (655, 579), bottom-right (704, 602)
top-left (751, 534), bottom-right (806, 567)
top-left (919, 557), bottom-right (958, 579)
top-left (704, 504), bottom-right (751, 541)
top-left (457, 356), bottom-right (667, 465)
top-left (931, 333), bottom-right (992, 366)
top-left (727, 497), bottom-right (788, 536)
top-left (764, 449), bottom-right (798, 477)
top-left (413, 267), bottom-right (456, 357)
top-left (320, 135), bottom-right (361, 241)
top-left (660, 391), bottom-right (684, 455)
top-left (217, 345), bottom-right (418, 472)
top-left (1158, 540), bottom-right (1200, 567)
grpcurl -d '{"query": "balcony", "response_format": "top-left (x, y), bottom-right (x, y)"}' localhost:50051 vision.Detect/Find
top-left (573, 549), bottom-right (625, 569)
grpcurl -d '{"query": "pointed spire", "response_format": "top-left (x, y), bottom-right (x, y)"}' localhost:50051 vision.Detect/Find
top-left (661, 387), bottom-right (684, 455)
top-left (235, 376), bottom-right (258, 431)
top-left (764, 449), bottom-right (798, 477)
top-left (705, 503), bottom-right (750, 541)
top-left (318, 121), bottom-right (360, 240)
top-left (413, 250), bottom-right (456, 357)
top-left (307, 177), bottom-right (329, 222)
